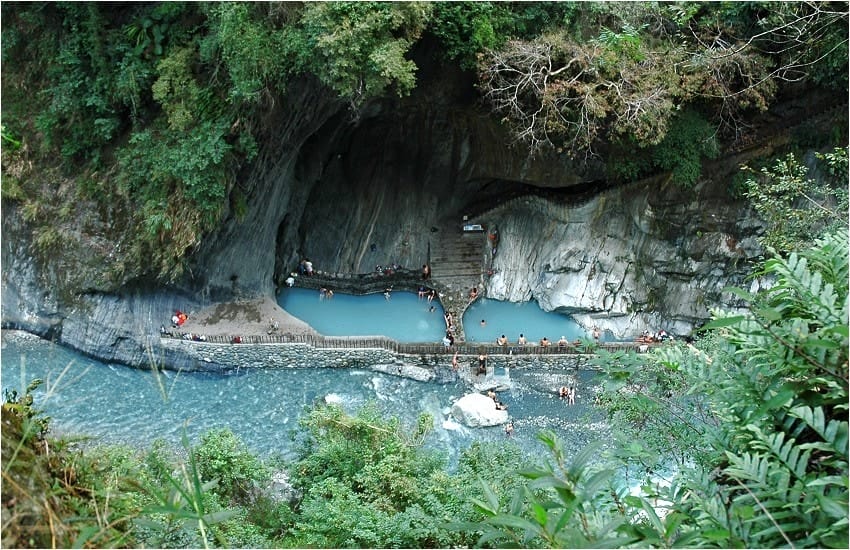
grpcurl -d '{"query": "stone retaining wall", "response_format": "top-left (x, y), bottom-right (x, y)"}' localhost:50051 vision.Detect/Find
top-left (158, 337), bottom-right (593, 381)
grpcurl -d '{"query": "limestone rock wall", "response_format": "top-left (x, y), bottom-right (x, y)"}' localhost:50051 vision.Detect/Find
top-left (2, 66), bottom-right (768, 369)
top-left (483, 175), bottom-right (764, 338)
top-left (188, 78), bottom-right (345, 299)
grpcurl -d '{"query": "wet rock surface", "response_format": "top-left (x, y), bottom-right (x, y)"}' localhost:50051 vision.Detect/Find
top-left (451, 392), bottom-right (509, 428)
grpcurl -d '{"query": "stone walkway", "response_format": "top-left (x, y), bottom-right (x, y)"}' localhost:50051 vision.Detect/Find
top-left (427, 219), bottom-right (490, 340)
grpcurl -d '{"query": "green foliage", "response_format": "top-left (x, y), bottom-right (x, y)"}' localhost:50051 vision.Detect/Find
top-left (607, 108), bottom-right (719, 184)
top-left (201, 2), bottom-right (293, 103)
top-left (471, 230), bottom-right (848, 548)
top-left (3, 378), bottom-right (50, 439)
top-left (652, 109), bottom-right (719, 187)
top-left (596, 23), bottom-right (645, 61)
top-left (429, 2), bottom-right (507, 69)
top-left (2, 377), bottom-right (145, 548)
top-left (287, 402), bottom-right (526, 548)
top-left (300, 1), bottom-right (432, 109)
top-left (193, 428), bottom-right (269, 503)
top-left (142, 431), bottom-right (239, 549)
top-left (465, 436), bottom-right (634, 548)
top-left (1, 123), bottom-right (22, 149)
top-left (674, 230), bottom-right (849, 548)
top-left (744, 148), bottom-right (849, 253)
top-left (292, 403), bottom-right (440, 510)
top-left (596, 344), bottom-right (716, 472)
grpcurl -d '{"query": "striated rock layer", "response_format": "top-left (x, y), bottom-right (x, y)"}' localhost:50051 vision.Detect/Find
top-left (2, 67), bottom-right (773, 369)
top-left (481, 173), bottom-right (764, 338)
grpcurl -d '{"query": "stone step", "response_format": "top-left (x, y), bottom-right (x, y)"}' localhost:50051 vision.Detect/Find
top-left (431, 259), bottom-right (481, 268)
top-left (431, 258), bottom-right (482, 266)
top-left (431, 259), bottom-right (481, 266)
top-left (432, 246), bottom-right (482, 254)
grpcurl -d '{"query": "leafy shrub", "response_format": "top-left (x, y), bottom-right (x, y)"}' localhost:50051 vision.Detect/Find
top-left (744, 148), bottom-right (849, 253)
top-left (193, 428), bottom-right (269, 504)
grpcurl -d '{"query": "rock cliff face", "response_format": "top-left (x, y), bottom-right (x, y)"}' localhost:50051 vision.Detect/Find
top-left (482, 175), bottom-right (764, 337)
top-left (2, 67), bottom-right (767, 369)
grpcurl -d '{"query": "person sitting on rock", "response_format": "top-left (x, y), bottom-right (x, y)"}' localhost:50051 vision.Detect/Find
top-left (539, 336), bottom-right (551, 347)
top-left (495, 401), bottom-right (508, 411)
top-left (558, 336), bottom-right (568, 348)
top-left (469, 287), bottom-right (478, 300)
top-left (518, 333), bottom-right (528, 346)
top-left (559, 386), bottom-right (569, 398)
top-left (497, 334), bottom-right (508, 346)
top-left (487, 390), bottom-right (497, 400)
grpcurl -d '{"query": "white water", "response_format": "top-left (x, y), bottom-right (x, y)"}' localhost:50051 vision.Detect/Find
top-left (1, 330), bottom-right (611, 465)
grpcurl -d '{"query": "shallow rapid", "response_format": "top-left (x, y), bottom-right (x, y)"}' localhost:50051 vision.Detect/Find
top-left (2, 331), bottom-right (610, 465)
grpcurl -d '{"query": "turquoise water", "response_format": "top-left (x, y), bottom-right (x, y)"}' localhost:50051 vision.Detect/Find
top-left (278, 287), bottom-right (599, 346)
top-left (463, 298), bottom-right (589, 344)
top-left (278, 288), bottom-right (447, 342)
top-left (1, 331), bottom-right (609, 464)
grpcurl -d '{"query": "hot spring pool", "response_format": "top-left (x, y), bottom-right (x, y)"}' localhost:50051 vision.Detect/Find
top-left (463, 297), bottom-right (591, 344)
top-left (278, 287), bottom-right (447, 342)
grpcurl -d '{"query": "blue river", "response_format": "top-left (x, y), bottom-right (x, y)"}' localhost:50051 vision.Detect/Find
top-left (1, 330), bottom-right (610, 465)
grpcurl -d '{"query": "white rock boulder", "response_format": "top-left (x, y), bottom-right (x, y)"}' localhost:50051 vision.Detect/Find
top-left (451, 393), bottom-right (509, 428)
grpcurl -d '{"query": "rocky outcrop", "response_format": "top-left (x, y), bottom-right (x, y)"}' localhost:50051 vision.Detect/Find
top-left (451, 392), bottom-right (509, 427)
top-left (481, 174), bottom-right (764, 338)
